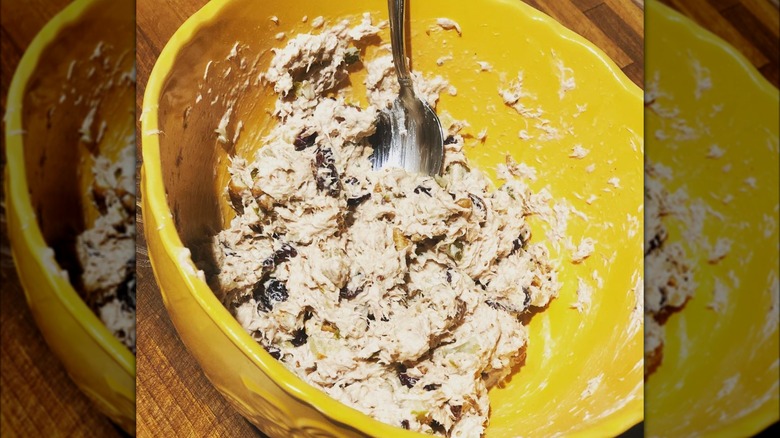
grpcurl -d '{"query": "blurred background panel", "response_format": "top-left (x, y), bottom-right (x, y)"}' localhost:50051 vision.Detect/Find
top-left (1, 0), bottom-right (131, 436)
top-left (644, 0), bottom-right (778, 436)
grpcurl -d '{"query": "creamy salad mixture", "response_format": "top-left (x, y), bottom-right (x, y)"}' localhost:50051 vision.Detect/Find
top-left (76, 142), bottom-right (136, 353)
top-left (644, 162), bottom-right (695, 376)
top-left (58, 40), bottom-right (138, 354)
top-left (212, 16), bottom-right (560, 436)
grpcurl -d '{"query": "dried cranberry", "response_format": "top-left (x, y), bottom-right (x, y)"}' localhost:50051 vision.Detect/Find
top-left (339, 286), bottom-right (363, 301)
top-left (254, 279), bottom-right (289, 312)
top-left (291, 328), bottom-right (308, 346)
top-left (264, 345), bottom-right (282, 360)
top-left (512, 235), bottom-right (526, 253)
top-left (399, 373), bottom-right (418, 388)
top-left (646, 233), bottom-right (664, 255)
top-left (346, 193), bottom-right (370, 208)
top-left (262, 243), bottom-right (298, 272)
top-left (274, 243), bottom-right (298, 264)
top-left (266, 280), bottom-right (288, 302)
top-left (413, 186), bottom-right (432, 196)
top-left (293, 132), bottom-right (317, 151)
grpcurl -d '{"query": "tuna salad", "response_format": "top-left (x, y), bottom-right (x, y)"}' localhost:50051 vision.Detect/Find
top-left (212, 16), bottom-right (559, 436)
top-left (76, 142), bottom-right (136, 353)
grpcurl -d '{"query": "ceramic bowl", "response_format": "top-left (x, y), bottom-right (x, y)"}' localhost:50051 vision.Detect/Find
top-left (141, 0), bottom-right (643, 435)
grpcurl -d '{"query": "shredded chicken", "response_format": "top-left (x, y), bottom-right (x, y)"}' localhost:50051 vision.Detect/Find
top-left (213, 17), bottom-right (559, 437)
top-left (76, 142), bottom-right (136, 353)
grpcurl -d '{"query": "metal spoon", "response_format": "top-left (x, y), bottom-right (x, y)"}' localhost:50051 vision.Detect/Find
top-left (372, 0), bottom-right (444, 176)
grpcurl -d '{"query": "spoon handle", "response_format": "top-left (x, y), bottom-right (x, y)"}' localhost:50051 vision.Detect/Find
top-left (388, 0), bottom-right (413, 88)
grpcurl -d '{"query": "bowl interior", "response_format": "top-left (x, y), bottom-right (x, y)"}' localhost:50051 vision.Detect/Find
top-left (21, 0), bottom-right (135, 288)
top-left (148, 0), bottom-right (643, 435)
top-left (645, 1), bottom-right (779, 435)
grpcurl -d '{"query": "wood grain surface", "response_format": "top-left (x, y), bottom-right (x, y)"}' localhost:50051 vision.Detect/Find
top-left (0, 1), bottom-right (125, 436)
top-left (133, 1), bottom-right (643, 437)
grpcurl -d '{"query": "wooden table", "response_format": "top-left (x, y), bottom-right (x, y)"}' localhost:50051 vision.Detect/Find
top-left (0, 1), bottom-right (125, 436)
top-left (134, 1), bottom-right (644, 437)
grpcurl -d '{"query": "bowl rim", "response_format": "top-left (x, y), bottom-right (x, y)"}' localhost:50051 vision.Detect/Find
top-left (3, 0), bottom-right (135, 375)
top-left (140, 0), bottom-right (643, 436)
top-left (646, 0), bottom-right (779, 434)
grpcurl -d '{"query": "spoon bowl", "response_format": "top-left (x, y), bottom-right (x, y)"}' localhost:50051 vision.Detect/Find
top-left (371, 0), bottom-right (444, 176)
top-left (373, 87), bottom-right (444, 175)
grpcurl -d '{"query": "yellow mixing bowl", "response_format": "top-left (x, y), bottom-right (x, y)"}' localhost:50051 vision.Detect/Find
top-left (645, 1), bottom-right (779, 436)
top-left (141, 0), bottom-right (643, 436)
top-left (3, 0), bottom-right (135, 433)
